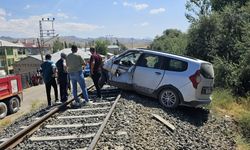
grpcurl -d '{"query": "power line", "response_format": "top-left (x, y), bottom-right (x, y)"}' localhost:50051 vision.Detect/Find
top-left (38, 17), bottom-right (57, 61)
top-left (39, 18), bottom-right (56, 41)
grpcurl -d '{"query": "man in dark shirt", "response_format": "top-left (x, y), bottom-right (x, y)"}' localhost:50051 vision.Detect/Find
top-left (90, 47), bottom-right (102, 99)
top-left (56, 53), bottom-right (68, 103)
top-left (41, 54), bottom-right (58, 107)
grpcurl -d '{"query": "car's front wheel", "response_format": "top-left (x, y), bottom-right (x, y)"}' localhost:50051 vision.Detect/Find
top-left (159, 88), bottom-right (179, 108)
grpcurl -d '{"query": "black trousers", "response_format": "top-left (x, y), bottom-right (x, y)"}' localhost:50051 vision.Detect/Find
top-left (58, 76), bottom-right (68, 102)
top-left (91, 72), bottom-right (101, 98)
top-left (45, 78), bottom-right (58, 106)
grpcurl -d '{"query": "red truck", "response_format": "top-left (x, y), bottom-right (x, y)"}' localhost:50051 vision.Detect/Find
top-left (0, 75), bottom-right (23, 119)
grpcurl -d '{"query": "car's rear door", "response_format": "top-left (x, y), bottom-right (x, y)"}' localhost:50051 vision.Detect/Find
top-left (196, 63), bottom-right (214, 99)
top-left (132, 53), bottom-right (164, 94)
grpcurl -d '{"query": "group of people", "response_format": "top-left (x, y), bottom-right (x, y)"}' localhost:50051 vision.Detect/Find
top-left (40, 45), bottom-right (103, 108)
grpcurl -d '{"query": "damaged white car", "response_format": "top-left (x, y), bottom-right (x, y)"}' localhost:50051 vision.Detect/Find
top-left (101, 49), bottom-right (214, 108)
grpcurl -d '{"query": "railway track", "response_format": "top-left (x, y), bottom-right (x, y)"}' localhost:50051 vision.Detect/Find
top-left (0, 85), bottom-right (121, 150)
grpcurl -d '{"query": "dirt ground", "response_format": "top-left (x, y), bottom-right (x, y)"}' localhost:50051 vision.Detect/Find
top-left (0, 84), bottom-right (48, 131)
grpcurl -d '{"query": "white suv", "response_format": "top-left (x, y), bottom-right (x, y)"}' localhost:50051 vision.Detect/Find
top-left (102, 49), bottom-right (214, 108)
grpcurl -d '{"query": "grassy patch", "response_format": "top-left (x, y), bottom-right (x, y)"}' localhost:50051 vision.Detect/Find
top-left (239, 112), bottom-right (250, 142)
top-left (210, 88), bottom-right (250, 149)
top-left (31, 100), bottom-right (43, 112)
top-left (236, 135), bottom-right (250, 150)
top-left (210, 89), bottom-right (247, 118)
top-left (0, 118), bottom-right (11, 129)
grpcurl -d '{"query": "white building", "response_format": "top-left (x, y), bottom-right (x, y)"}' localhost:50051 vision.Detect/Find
top-left (108, 45), bottom-right (120, 54)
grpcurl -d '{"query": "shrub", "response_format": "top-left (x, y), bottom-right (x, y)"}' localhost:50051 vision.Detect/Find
top-left (210, 88), bottom-right (235, 110)
top-left (212, 56), bottom-right (239, 88)
top-left (235, 50), bottom-right (250, 96)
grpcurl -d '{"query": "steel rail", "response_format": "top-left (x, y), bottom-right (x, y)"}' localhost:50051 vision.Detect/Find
top-left (88, 92), bottom-right (121, 150)
top-left (0, 84), bottom-right (95, 150)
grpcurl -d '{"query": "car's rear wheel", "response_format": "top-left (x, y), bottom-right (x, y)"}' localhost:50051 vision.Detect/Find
top-left (0, 102), bottom-right (7, 119)
top-left (159, 88), bottom-right (179, 108)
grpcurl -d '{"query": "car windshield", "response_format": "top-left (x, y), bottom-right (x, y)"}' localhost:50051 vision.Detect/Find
top-left (114, 51), bottom-right (141, 67)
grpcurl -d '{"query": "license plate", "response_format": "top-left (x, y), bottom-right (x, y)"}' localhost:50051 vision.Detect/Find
top-left (201, 87), bottom-right (213, 94)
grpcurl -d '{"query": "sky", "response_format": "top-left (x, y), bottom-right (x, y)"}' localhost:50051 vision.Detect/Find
top-left (0, 0), bottom-right (190, 39)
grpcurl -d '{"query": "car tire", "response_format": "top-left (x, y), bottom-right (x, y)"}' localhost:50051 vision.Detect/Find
top-left (159, 88), bottom-right (179, 108)
top-left (7, 96), bottom-right (20, 114)
top-left (0, 102), bottom-right (8, 119)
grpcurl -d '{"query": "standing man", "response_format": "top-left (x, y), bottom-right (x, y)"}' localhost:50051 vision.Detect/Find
top-left (89, 47), bottom-right (102, 99)
top-left (40, 54), bottom-right (59, 107)
top-left (66, 45), bottom-right (90, 107)
top-left (56, 53), bottom-right (68, 103)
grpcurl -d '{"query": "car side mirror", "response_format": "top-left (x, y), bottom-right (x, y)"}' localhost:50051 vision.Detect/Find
top-left (128, 65), bottom-right (135, 73)
top-left (114, 59), bottom-right (120, 64)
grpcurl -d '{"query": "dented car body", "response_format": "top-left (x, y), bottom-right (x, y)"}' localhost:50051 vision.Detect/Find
top-left (102, 49), bottom-right (214, 108)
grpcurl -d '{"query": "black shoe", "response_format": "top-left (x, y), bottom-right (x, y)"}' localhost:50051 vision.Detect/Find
top-left (61, 100), bottom-right (67, 103)
top-left (61, 97), bottom-right (68, 103)
top-left (45, 104), bottom-right (52, 111)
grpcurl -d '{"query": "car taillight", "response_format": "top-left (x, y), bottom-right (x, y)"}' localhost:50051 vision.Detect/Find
top-left (189, 70), bottom-right (201, 89)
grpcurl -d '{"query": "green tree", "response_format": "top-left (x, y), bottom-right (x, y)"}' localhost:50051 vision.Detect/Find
top-left (186, 15), bottom-right (218, 62)
top-left (237, 49), bottom-right (250, 96)
top-left (234, 18), bottom-right (250, 96)
top-left (185, 0), bottom-right (211, 23)
top-left (211, 0), bottom-right (249, 11)
top-left (185, 0), bottom-right (250, 96)
top-left (95, 40), bottom-right (108, 55)
top-left (52, 39), bottom-right (64, 53)
top-left (150, 29), bottom-right (187, 55)
top-left (186, 0), bottom-right (250, 63)
top-left (212, 56), bottom-right (239, 88)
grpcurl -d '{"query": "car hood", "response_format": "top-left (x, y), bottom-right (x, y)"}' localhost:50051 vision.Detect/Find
top-left (103, 56), bottom-right (115, 72)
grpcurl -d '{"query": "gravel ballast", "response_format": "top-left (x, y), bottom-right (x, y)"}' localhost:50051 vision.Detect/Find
top-left (0, 79), bottom-right (93, 142)
top-left (96, 91), bottom-right (236, 150)
top-left (0, 83), bottom-right (237, 149)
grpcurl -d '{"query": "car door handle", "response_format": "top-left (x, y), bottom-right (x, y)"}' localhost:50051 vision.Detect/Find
top-left (155, 72), bottom-right (161, 75)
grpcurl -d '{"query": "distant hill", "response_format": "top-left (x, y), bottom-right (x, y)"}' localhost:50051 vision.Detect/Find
top-left (0, 36), bottom-right (152, 48)
top-left (0, 36), bottom-right (16, 41)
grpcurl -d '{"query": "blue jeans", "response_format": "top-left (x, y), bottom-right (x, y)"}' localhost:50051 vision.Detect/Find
top-left (69, 70), bottom-right (89, 103)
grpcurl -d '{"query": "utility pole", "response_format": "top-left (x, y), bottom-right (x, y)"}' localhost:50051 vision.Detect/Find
top-left (38, 17), bottom-right (56, 62)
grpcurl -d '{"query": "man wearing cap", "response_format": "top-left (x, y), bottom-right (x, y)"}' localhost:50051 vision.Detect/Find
top-left (56, 52), bottom-right (69, 103)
